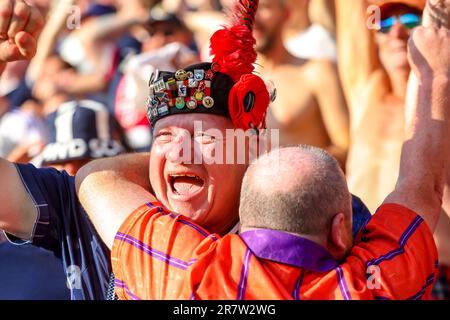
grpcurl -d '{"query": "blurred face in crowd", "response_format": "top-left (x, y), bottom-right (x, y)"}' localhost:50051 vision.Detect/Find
top-left (375, 5), bottom-right (422, 74)
top-left (149, 114), bottom-right (248, 235)
top-left (142, 21), bottom-right (193, 52)
top-left (254, 0), bottom-right (290, 54)
top-left (32, 57), bottom-right (75, 103)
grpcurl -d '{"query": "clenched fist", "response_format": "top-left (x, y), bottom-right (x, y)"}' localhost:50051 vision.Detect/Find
top-left (424, 0), bottom-right (450, 28)
top-left (0, 0), bottom-right (44, 68)
top-left (408, 26), bottom-right (450, 79)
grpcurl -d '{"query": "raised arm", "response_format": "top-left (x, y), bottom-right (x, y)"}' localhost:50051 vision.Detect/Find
top-left (311, 60), bottom-right (350, 167)
top-left (0, 1), bottom-right (44, 239)
top-left (384, 25), bottom-right (450, 231)
top-left (423, 0), bottom-right (450, 28)
top-left (335, 0), bottom-right (380, 97)
top-left (26, 0), bottom-right (74, 82)
top-left (0, 0), bottom-right (44, 76)
top-left (76, 152), bottom-right (153, 249)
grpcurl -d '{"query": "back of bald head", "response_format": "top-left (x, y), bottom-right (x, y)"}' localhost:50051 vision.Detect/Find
top-left (239, 145), bottom-right (351, 236)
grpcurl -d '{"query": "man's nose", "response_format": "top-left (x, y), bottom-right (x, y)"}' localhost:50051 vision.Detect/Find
top-left (389, 21), bottom-right (410, 40)
top-left (165, 132), bottom-right (195, 164)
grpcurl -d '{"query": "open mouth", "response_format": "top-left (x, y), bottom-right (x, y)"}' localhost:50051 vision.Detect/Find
top-left (168, 173), bottom-right (205, 197)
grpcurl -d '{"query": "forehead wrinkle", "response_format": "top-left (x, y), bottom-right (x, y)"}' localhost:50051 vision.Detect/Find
top-left (154, 114), bottom-right (234, 133)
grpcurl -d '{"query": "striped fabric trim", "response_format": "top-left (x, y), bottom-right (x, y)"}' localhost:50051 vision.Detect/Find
top-left (146, 202), bottom-right (217, 240)
top-left (145, 202), bottom-right (165, 213)
top-left (115, 279), bottom-right (141, 300)
top-left (115, 232), bottom-right (197, 270)
top-left (176, 219), bottom-right (210, 238)
top-left (292, 270), bottom-right (305, 300)
top-left (336, 266), bottom-right (352, 300)
top-left (366, 216), bottom-right (423, 267)
top-left (237, 249), bottom-right (252, 300)
top-left (398, 216), bottom-right (423, 247)
top-left (408, 273), bottom-right (436, 300)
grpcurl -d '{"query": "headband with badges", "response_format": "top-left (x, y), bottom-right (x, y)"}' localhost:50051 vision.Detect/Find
top-left (146, 0), bottom-right (274, 131)
top-left (148, 67), bottom-right (215, 116)
top-left (147, 62), bottom-right (235, 127)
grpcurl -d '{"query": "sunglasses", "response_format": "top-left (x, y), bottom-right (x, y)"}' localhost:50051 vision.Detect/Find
top-left (378, 13), bottom-right (422, 34)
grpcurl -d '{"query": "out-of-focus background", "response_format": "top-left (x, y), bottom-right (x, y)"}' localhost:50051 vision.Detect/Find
top-left (0, 0), bottom-right (337, 163)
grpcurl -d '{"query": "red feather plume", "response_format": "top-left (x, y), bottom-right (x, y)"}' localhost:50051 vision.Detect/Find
top-left (210, 0), bottom-right (259, 82)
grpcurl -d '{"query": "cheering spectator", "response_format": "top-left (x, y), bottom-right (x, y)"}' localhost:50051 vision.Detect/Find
top-left (80, 17), bottom-right (450, 298)
top-left (255, 0), bottom-right (349, 166)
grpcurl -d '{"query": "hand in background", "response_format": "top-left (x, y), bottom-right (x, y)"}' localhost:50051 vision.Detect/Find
top-left (0, 0), bottom-right (44, 73)
top-left (408, 26), bottom-right (450, 79)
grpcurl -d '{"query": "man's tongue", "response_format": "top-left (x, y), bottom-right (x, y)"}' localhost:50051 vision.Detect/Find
top-left (173, 177), bottom-right (203, 195)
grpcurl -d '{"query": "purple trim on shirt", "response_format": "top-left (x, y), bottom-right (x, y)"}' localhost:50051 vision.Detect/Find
top-left (240, 230), bottom-right (338, 273)
top-left (399, 216), bottom-right (423, 247)
top-left (336, 266), bottom-right (352, 300)
top-left (367, 216), bottom-right (423, 267)
top-left (114, 279), bottom-right (141, 300)
top-left (145, 202), bottom-right (164, 212)
top-left (367, 247), bottom-right (405, 267)
top-left (237, 249), bottom-right (252, 300)
top-left (176, 219), bottom-right (210, 238)
top-left (207, 234), bottom-right (219, 241)
top-left (115, 232), bottom-right (196, 270)
top-left (145, 202), bottom-right (214, 239)
top-left (408, 273), bottom-right (436, 300)
top-left (292, 270), bottom-right (305, 300)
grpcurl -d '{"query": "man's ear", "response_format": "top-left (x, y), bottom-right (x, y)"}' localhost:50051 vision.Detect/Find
top-left (329, 213), bottom-right (348, 258)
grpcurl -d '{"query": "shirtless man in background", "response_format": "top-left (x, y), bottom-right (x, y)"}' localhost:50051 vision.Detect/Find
top-left (337, 0), bottom-right (450, 298)
top-left (255, 0), bottom-right (349, 166)
top-left (336, 0), bottom-right (424, 213)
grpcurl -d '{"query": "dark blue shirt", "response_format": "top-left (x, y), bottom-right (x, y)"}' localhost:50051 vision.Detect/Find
top-left (8, 164), bottom-right (111, 300)
top-left (0, 242), bottom-right (70, 300)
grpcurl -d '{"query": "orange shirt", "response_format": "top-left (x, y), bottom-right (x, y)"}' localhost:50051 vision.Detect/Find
top-left (111, 202), bottom-right (438, 300)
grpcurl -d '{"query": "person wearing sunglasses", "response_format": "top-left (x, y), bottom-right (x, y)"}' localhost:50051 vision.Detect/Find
top-left (375, 2), bottom-right (423, 73)
top-left (378, 12), bottom-right (422, 34)
top-left (337, 0), bottom-right (450, 300)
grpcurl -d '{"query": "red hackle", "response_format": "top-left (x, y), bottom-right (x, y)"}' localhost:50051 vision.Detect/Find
top-left (210, 0), bottom-right (260, 82)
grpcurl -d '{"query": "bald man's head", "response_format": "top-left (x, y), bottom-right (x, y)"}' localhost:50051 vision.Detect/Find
top-left (239, 145), bottom-right (352, 237)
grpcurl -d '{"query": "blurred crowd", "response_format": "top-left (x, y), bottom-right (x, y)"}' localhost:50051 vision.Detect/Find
top-left (1, 0), bottom-right (450, 300)
top-left (0, 0), bottom-right (338, 167)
